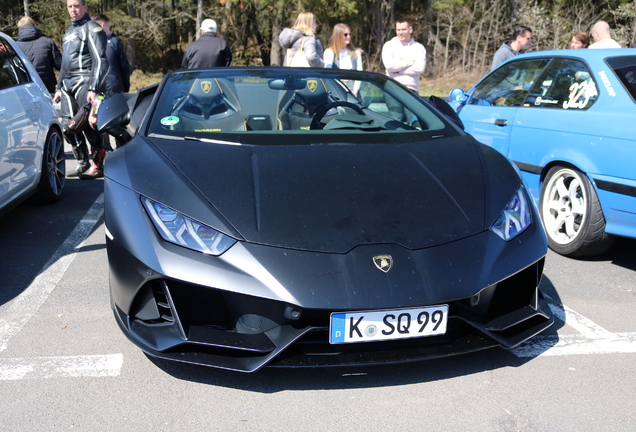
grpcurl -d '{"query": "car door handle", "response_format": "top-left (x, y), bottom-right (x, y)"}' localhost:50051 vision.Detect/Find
top-left (32, 96), bottom-right (42, 104)
top-left (495, 119), bottom-right (508, 126)
top-left (0, 106), bottom-right (5, 116)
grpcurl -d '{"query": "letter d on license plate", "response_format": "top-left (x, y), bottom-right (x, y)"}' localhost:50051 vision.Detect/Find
top-left (330, 305), bottom-right (448, 344)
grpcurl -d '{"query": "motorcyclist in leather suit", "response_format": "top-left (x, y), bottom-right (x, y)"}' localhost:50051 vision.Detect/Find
top-left (54, 0), bottom-right (108, 178)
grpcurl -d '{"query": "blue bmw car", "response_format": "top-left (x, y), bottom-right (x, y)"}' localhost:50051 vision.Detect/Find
top-left (450, 49), bottom-right (636, 257)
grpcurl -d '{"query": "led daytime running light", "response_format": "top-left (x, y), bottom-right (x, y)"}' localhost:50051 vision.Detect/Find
top-left (492, 187), bottom-right (532, 241)
top-left (142, 197), bottom-right (236, 255)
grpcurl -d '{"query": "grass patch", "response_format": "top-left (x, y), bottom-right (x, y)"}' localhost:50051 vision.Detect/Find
top-left (130, 70), bottom-right (164, 92)
top-left (419, 71), bottom-right (485, 97)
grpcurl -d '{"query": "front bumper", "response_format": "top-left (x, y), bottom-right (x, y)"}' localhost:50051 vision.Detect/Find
top-left (111, 255), bottom-right (553, 373)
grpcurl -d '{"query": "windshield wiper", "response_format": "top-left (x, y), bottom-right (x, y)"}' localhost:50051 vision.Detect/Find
top-left (184, 136), bottom-right (242, 146)
top-left (148, 133), bottom-right (185, 140)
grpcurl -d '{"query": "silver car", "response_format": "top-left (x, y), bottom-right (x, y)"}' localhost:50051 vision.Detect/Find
top-left (0, 32), bottom-right (64, 216)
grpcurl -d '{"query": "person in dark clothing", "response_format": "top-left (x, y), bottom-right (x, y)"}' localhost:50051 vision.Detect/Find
top-left (181, 19), bottom-right (232, 69)
top-left (15, 16), bottom-right (62, 93)
top-left (91, 14), bottom-right (131, 94)
top-left (91, 14), bottom-right (131, 153)
top-left (491, 26), bottom-right (532, 70)
top-left (54, 0), bottom-right (109, 179)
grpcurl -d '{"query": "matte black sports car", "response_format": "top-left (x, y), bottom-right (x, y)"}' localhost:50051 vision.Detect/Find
top-left (99, 67), bottom-right (553, 372)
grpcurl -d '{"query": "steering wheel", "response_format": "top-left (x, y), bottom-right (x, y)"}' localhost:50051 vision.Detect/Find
top-left (310, 101), bottom-right (365, 130)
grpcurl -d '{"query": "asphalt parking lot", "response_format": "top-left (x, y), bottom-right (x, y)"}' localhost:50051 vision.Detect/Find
top-left (0, 180), bottom-right (635, 431)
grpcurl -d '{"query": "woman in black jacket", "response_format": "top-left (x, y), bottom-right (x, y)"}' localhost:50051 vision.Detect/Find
top-left (15, 16), bottom-right (62, 93)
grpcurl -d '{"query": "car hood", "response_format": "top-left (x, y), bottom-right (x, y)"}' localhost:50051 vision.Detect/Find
top-left (149, 136), bottom-right (490, 253)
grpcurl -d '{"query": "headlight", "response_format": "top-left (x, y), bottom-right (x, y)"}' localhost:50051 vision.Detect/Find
top-left (141, 197), bottom-right (236, 255)
top-left (491, 187), bottom-right (532, 241)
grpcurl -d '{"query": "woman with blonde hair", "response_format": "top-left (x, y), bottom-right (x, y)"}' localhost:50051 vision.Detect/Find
top-left (278, 12), bottom-right (324, 67)
top-left (324, 23), bottom-right (362, 71)
top-left (324, 23), bottom-right (362, 93)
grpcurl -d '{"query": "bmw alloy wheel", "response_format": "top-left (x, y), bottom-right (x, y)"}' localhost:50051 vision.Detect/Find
top-left (540, 166), bottom-right (614, 257)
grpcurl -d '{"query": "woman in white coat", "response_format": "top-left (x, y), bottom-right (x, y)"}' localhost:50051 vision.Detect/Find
top-left (324, 23), bottom-right (363, 93)
top-left (279, 12), bottom-right (324, 67)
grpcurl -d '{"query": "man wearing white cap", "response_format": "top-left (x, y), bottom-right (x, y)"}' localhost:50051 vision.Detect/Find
top-left (181, 18), bottom-right (232, 69)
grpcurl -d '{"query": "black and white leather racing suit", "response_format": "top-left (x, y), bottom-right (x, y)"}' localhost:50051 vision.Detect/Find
top-left (56, 13), bottom-right (108, 176)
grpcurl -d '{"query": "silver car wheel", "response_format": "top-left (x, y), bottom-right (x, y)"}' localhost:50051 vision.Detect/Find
top-left (540, 165), bottom-right (614, 257)
top-left (541, 167), bottom-right (586, 245)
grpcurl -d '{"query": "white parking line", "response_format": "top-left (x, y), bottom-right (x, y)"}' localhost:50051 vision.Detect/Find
top-left (511, 302), bottom-right (636, 357)
top-left (0, 194), bottom-right (105, 353)
top-left (0, 194), bottom-right (123, 380)
top-left (0, 354), bottom-right (123, 380)
top-left (547, 302), bottom-right (616, 340)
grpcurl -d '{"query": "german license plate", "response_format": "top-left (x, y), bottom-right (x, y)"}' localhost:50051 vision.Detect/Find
top-left (329, 305), bottom-right (448, 344)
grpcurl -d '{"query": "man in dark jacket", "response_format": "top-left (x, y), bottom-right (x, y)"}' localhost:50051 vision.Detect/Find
top-left (181, 19), bottom-right (232, 69)
top-left (54, 0), bottom-right (109, 178)
top-left (91, 14), bottom-right (131, 154)
top-left (15, 16), bottom-right (62, 93)
top-left (91, 14), bottom-right (131, 94)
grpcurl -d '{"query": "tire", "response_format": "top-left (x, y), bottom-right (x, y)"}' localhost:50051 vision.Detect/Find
top-left (540, 165), bottom-right (615, 257)
top-left (35, 128), bottom-right (66, 203)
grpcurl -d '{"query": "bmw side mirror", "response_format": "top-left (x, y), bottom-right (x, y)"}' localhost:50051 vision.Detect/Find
top-left (448, 88), bottom-right (466, 103)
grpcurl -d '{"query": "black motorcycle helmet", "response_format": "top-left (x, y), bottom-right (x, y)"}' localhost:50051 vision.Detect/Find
top-left (63, 102), bottom-right (92, 133)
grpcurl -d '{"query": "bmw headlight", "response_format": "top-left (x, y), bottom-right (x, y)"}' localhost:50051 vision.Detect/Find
top-left (491, 187), bottom-right (532, 241)
top-left (141, 197), bottom-right (236, 255)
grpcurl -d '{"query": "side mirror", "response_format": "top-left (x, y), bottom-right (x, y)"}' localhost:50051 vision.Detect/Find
top-left (94, 93), bottom-right (132, 147)
top-left (448, 88), bottom-right (466, 103)
top-left (428, 95), bottom-right (464, 130)
top-left (96, 93), bottom-right (130, 132)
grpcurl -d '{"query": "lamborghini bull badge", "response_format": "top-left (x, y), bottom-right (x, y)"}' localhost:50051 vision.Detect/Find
top-left (373, 255), bottom-right (392, 273)
top-left (200, 80), bottom-right (213, 93)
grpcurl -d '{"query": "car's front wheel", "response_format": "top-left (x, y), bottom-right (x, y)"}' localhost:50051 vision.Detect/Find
top-left (540, 165), bottom-right (614, 257)
top-left (35, 128), bottom-right (65, 203)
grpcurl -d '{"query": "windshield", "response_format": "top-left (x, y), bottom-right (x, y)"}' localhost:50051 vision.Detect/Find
top-left (146, 68), bottom-right (457, 143)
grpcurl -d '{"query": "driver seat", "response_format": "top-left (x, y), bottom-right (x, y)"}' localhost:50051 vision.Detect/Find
top-left (277, 78), bottom-right (335, 130)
